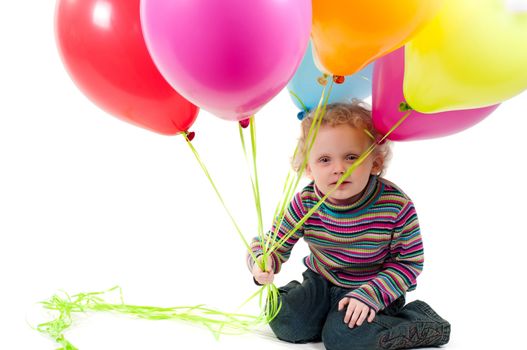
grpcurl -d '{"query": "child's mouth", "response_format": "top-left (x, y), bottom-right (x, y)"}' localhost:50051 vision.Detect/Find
top-left (331, 181), bottom-right (351, 186)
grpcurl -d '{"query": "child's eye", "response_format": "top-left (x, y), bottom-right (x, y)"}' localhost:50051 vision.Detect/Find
top-left (318, 156), bottom-right (330, 163)
top-left (346, 154), bottom-right (358, 161)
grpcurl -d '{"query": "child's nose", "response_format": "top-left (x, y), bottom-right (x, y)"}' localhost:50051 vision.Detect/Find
top-left (333, 161), bottom-right (346, 174)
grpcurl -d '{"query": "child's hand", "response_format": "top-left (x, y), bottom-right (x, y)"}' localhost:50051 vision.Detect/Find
top-left (338, 297), bottom-right (376, 328)
top-left (252, 255), bottom-right (274, 285)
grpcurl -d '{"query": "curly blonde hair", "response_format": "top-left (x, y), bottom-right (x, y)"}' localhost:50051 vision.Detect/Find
top-left (292, 101), bottom-right (392, 176)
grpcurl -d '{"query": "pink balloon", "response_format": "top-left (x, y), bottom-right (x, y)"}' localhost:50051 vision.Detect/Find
top-left (373, 48), bottom-right (499, 141)
top-left (141, 0), bottom-right (311, 121)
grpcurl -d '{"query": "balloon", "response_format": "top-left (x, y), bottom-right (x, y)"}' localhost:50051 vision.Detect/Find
top-left (373, 48), bottom-right (499, 141)
top-left (55, 0), bottom-right (198, 135)
top-left (404, 0), bottom-right (527, 113)
top-left (311, 0), bottom-right (444, 76)
top-left (141, 0), bottom-right (311, 121)
top-left (287, 42), bottom-right (373, 112)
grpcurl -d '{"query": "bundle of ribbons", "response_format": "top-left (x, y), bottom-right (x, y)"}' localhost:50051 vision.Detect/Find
top-left (36, 84), bottom-right (411, 349)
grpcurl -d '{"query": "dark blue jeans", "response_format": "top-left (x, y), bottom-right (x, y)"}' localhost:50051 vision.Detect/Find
top-left (269, 269), bottom-right (450, 350)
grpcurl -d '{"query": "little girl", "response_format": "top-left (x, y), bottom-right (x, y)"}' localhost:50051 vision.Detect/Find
top-left (248, 102), bottom-right (450, 350)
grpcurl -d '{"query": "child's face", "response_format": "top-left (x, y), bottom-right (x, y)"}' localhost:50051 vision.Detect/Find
top-left (306, 124), bottom-right (381, 205)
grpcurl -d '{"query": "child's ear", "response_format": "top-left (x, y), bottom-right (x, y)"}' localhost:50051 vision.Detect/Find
top-left (305, 164), bottom-right (314, 180)
top-left (371, 156), bottom-right (383, 175)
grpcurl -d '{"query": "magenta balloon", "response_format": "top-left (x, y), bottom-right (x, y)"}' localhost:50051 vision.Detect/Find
top-left (373, 48), bottom-right (499, 141)
top-left (141, 0), bottom-right (311, 121)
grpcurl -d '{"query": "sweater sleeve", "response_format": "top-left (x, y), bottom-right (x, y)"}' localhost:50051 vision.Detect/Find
top-left (346, 200), bottom-right (424, 312)
top-left (247, 192), bottom-right (306, 274)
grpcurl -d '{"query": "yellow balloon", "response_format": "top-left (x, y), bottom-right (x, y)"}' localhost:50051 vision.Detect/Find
top-left (404, 0), bottom-right (527, 113)
top-left (311, 0), bottom-right (444, 76)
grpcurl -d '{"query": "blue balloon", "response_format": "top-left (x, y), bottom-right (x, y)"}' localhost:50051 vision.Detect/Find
top-left (287, 41), bottom-right (373, 112)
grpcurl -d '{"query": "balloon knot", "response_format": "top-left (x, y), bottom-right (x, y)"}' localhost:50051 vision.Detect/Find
top-left (317, 73), bottom-right (329, 86)
top-left (297, 111), bottom-right (307, 121)
top-left (398, 102), bottom-right (413, 112)
top-left (239, 119), bottom-right (250, 128)
top-left (333, 75), bottom-right (345, 84)
top-left (185, 131), bottom-right (195, 141)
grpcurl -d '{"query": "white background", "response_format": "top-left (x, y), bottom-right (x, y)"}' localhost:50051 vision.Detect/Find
top-left (1, 1), bottom-right (526, 349)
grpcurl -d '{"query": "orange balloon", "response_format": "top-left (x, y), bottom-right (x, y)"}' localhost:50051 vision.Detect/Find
top-left (311, 0), bottom-right (444, 76)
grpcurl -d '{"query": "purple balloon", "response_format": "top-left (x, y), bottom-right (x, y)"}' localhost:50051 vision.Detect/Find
top-left (373, 47), bottom-right (499, 141)
top-left (141, 0), bottom-right (311, 121)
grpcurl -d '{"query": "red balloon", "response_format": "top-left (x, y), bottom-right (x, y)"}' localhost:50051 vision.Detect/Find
top-left (55, 0), bottom-right (198, 135)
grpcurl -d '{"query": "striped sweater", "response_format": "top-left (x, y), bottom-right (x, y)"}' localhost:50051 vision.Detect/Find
top-left (249, 175), bottom-right (424, 312)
